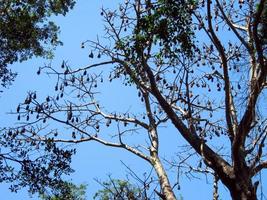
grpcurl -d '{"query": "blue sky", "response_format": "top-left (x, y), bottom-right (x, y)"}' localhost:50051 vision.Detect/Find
top-left (0, 1), bottom-right (259, 199)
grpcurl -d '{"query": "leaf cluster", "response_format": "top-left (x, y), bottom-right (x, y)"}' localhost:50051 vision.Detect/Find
top-left (0, 128), bottom-right (75, 195)
top-left (134, 0), bottom-right (196, 58)
top-left (93, 179), bottom-right (142, 200)
top-left (0, 0), bottom-right (75, 87)
top-left (40, 181), bottom-right (87, 200)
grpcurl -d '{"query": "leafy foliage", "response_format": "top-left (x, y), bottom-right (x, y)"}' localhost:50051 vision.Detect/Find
top-left (93, 177), bottom-right (184, 200)
top-left (115, 0), bottom-right (196, 65)
top-left (93, 179), bottom-right (143, 200)
top-left (0, 0), bottom-right (75, 87)
top-left (0, 127), bottom-right (75, 194)
top-left (40, 182), bottom-right (87, 200)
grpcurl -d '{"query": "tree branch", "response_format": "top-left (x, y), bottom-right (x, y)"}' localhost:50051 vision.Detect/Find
top-left (142, 59), bottom-right (234, 185)
top-left (252, 161), bottom-right (267, 176)
top-left (207, 0), bottom-right (237, 141)
top-left (215, 0), bottom-right (250, 51)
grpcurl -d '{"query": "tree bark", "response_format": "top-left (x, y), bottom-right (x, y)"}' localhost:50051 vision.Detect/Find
top-left (228, 182), bottom-right (257, 200)
top-left (217, 169), bottom-right (258, 200)
top-left (151, 155), bottom-right (176, 200)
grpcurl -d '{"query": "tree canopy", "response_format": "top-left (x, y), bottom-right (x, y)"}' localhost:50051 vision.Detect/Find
top-left (0, 0), bottom-right (75, 88)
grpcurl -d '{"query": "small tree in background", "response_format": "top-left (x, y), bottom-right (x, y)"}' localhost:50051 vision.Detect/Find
top-left (40, 181), bottom-right (87, 200)
top-left (94, 178), bottom-right (144, 200)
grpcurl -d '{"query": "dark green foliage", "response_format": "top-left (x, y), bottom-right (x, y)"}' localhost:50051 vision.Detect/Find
top-left (113, 0), bottom-right (197, 87)
top-left (0, 129), bottom-right (75, 195)
top-left (132, 0), bottom-right (196, 59)
top-left (0, 0), bottom-right (75, 87)
top-left (112, 0), bottom-right (197, 85)
top-left (147, 0), bottom-right (196, 56)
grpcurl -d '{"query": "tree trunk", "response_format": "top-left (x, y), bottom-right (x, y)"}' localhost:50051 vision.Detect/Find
top-left (152, 155), bottom-right (177, 200)
top-left (229, 183), bottom-right (257, 200)
top-left (221, 173), bottom-right (258, 200)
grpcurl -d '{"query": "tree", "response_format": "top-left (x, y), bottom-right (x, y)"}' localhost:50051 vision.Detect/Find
top-left (3, 0), bottom-right (267, 199)
top-left (40, 181), bottom-right (87, 200)
top-left (93, 178), bottom-right (146, 200)
top-left (0, 0), bottom-right (75, 88)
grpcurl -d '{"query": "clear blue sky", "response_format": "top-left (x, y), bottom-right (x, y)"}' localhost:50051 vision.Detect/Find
top-left (0, 1), bottom-right (261, 200)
